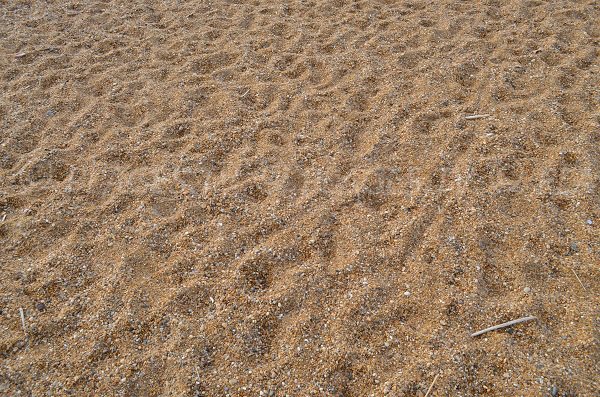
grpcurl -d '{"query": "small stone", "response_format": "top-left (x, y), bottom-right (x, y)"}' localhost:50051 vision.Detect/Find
top-left (404, 291), bottom-right (411, 297)
top-left (383, 382), bottom-right (392, 393)
top-left (586, 219), bottom-right (593, 225)
top-left (550, 385), bottom-right (558, 397)
top-left (569, 242), bottom-right (579, 253)
top-left (524, 287), bottom-right (531, 294)
top-left (36, 302), bottom-right (46, 312)
top-left (46, 109), bottom-right (56, 117)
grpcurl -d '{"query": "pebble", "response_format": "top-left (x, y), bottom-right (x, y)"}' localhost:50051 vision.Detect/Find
top-left (523, 287), bottom-right (531, 294)
top-left (404, 291), bottom-right (411, 297)
top-left (36, 302), bottom-right (47, 311)
top-left (383, 382), bottom-right (392, 393)
top-left (586, 219), bottom-right (593, 225)
top-left (569, 242), bottom-right (579, 253)
top-left (550, 385), bottom-right (558, 397)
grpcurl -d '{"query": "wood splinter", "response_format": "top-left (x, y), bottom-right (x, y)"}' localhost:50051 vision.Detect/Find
top-left (19, 307), bottom-right (27, 337)
top-left (464, 114), bottom-right (490, 120)
top-left (471, 315), bottom-right (537, 337)
top-left (424, 373), bottom-right (440, 397)
top-left (569, 267), bottom-right (586, 290)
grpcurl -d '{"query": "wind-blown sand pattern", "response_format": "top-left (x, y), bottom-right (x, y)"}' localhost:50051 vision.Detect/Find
top-left (1, 0), bottom-right (599, 395)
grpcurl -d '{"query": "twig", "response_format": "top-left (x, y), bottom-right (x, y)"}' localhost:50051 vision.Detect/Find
top-left (19, 308), bottom-right (27, 337)
top-left (424, 373), bottom-right (439, 397)
top-left (240, 89), bottom-right (250, 98)
top-left (471, 315), bottom-right (537, 337)
top-left (569, 267), bottom-right (586, 290)
top-left (464, 114), bottom-right (490, 120)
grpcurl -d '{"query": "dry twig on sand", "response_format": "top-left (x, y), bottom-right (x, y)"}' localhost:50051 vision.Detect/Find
top-left (424, 373), bottom-right (440, 397)
top-left (569, 267), bottom-right (587, 290)
top-left (471, 316), bottom-right (537, 337)
top-left (19, 308), bottom-right (27, 336)
top-left (464, 114), bottom-right (490, 120)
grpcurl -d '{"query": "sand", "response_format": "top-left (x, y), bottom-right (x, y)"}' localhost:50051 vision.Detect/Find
top-left (1, 0), bottom-right (599, 395)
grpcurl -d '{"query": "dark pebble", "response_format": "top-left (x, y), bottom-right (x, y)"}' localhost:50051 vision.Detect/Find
top-left (550, 385), bottom-right (558, 397)
top-left (36, 302), bottom-right (46, 312)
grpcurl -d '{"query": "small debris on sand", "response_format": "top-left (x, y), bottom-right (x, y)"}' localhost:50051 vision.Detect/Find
top-left (471, 316), bottom-right (537, 337)
top-left (19, 308), bottom-right (27, 337)
top-left (464, 114), bottom-right (490, 120)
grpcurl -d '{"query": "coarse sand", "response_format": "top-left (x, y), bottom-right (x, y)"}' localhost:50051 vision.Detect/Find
top-left (1, 0), bottom-right (599, 395)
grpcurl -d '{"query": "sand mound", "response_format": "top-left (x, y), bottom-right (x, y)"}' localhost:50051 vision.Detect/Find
top-left (1, 0), bottom-right (598, 395)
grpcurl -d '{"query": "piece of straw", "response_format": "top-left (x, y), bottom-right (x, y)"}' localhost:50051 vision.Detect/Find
top-left (464, 114), bottom-right (490, 120)
top-left (424, 373), bottom-right (439, 397)
top-left (471, 316), bottom-right (537, 337)
top-left (19, 308), bottom-right (27, 336)
top-left (569, 267), bottom-right (586, 290)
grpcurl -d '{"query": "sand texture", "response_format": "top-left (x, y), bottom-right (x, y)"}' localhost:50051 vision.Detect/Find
top-left (1, 0), bottom-right (599, 395)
